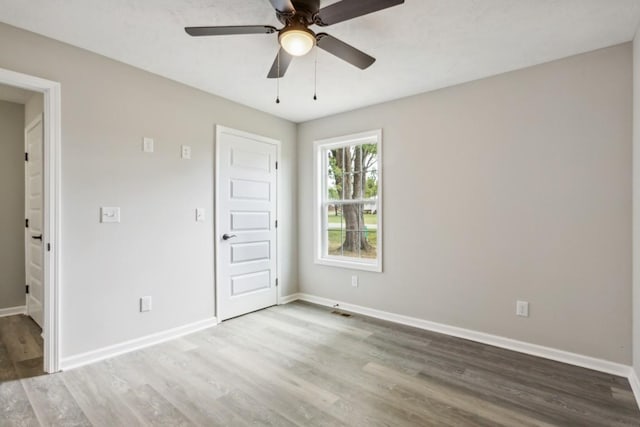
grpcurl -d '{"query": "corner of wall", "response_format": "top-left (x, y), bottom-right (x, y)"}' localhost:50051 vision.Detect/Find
top-left (632, 25), bottom-right (640, 390)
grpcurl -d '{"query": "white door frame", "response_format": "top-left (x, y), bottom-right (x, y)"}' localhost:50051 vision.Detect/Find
top-left (0, 67), bottom-right (61, 373)
top-left (214, 125), bottom-right (280, 320)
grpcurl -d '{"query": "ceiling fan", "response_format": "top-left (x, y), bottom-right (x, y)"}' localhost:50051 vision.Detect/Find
top-left (185, 0), bottom-right (405, 79)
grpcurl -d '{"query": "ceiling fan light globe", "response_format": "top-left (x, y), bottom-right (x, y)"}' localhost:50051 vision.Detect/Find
top-left (279, 29), bottom-right (315, 56)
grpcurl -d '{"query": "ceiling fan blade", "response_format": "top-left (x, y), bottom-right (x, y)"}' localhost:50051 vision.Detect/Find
top-left (268, 0), bottom-right (295, 13)
top-left (316, 0), bottom-right (404, 26)
top-left (267, 48), bottom-right (294, 78)
top-left (316, 33), bottom-right (375, 70)
top-left (185, 25), bottom-right (277, 37)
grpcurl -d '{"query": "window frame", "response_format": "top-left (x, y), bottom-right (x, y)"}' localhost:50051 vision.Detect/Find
top-left (313, 129), bottom-right (383, 272)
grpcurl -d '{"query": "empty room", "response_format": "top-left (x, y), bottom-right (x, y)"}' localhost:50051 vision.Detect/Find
top-left (1, 0), bottom-right (640, 425)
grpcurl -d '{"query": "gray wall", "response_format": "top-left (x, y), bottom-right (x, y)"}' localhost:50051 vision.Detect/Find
top-left (298, 44), bottom-right (632, 364)
top-left (0, 100), bottom-right (25, 309)
top-left (0, 22), bottom-right (298, 358)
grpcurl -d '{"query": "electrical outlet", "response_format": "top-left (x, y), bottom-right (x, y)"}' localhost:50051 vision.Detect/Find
top-left (351, 275), bottom-right (359, 288)
top-left (140, 296), bottom-right (152, 312)
top-left (516, 300), bottom-right (529, 317)
top-left (142, 137), bottom-right (154, 153)
top-left (181, 145), bottom-right (191, 159)
top-left (100, 207), bottom-right (121, 223)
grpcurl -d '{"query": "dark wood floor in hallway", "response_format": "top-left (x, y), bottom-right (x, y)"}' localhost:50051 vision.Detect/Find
top-left (1, 301), bottom-right (638, 426)
top-left (0, 314), bottom-right (45, 382)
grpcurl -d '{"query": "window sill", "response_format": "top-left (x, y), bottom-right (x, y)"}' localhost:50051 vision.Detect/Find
top-left (315, 257), bottom-right (382, 273)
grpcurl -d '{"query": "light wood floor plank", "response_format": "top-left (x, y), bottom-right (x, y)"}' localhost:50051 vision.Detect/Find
top-left (121, 383), bottom-right (194, 426)
top-left (189, 347), bottom-right (346, 427)
top-left (21, 374), bottom-right (91, 427)
top-left (0, 379), bottom-right (40, 427)
top-left (61, 365), bottom-right (145, 427)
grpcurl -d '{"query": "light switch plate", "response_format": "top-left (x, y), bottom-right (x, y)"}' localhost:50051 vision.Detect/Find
top-left (143, 137), bottom-right (154, 153)
top-left (181, 145), bottom-right (191, 160)
top-left (100, 207), bottom-right (121, 223)
top-left (516, 300), bottom-right (529, 317)
top-left (140, 296), bottom-right (152, 312)
top-left (196, 208), bottom-right (205, 222)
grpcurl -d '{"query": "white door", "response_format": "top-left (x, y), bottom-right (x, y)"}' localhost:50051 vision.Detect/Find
top-left (25, 115), bottom-right (44, 328)
top-left (216, 126), bottom-right (278, 321)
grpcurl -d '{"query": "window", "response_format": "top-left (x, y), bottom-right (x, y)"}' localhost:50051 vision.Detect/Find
top-left (314, 130), bottom-right (382, 272)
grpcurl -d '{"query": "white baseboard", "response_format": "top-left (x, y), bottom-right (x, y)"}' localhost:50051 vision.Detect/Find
top-left (0, 305), bottom-right (27, 317)
top-left (279, 293), bottom-right (301, 305)
top-left (60, 317), bottom-right (218, 371)
top-left (629, 368), bottom-right (640, 409)
top-left (290, 293), bottom-right (631, 378)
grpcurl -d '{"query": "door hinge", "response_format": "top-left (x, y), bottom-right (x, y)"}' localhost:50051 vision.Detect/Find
top-left (275, 278), bottom-right (279, 287)
top-left (275, 220), bottom-right (278, 228)
top-left (275, 161), bottom-right (278, 170)
top-left (25, 285), bottom-right (29, 294)
top-left (25, 152), bottom-right (29, 162)
top-left (25, 218), bottom-right (29, 228)
top-left (47, 243), bottom-right (51, 252)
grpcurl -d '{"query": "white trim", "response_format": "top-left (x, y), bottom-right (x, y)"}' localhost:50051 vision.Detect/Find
top-left (214, 125), bottom-right (281, 320)
top-left (629, 369), bottom-right (640, 410)
top-left (314, 257), bottom-right (382, 272)
top-left (278, 293), bottom-right (301, 305)
top-left (0, 305), bottom-right (27, 317)
top-left (60, 317), bottom-right (218, 371)
top-left (0, 67), bottom-right (62, 374)
top-left (313, 130), bottom-right (382, 149)
top-left (313, 129), bottom-right (383, 272)
top-left (294, 293), bottom-right (631, 377)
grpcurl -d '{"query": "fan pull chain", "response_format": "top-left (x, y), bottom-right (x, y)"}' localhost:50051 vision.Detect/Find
top-left (276, 49), bottom-right (281, 104)
top-left (313, 47), bottom-right (318, 101)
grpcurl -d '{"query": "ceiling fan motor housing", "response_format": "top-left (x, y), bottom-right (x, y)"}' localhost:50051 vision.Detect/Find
top-left (276, 0), bottom-right (321, 25)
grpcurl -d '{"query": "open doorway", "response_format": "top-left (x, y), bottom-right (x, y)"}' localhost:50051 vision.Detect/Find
top-left (0, 68), bottom-right (61, 374)
top-left (0, 84), bottom-right (46, 378)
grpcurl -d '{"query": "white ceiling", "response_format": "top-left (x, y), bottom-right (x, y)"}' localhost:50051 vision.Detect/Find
top-left (1, 0), bottom-right (639, 122)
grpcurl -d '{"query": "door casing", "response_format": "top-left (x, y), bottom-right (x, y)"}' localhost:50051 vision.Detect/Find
top-left (0, 67), bottom-right (61, 373)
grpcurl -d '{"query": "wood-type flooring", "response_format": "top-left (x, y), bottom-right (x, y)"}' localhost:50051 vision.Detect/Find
top-left (1, 302), bottom-right (638, 426)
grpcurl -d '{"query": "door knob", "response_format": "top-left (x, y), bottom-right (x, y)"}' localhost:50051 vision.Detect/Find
top-left (222, 234), bottom-right (237, 241)
top-left (31, 234), bottom-right (43, 241)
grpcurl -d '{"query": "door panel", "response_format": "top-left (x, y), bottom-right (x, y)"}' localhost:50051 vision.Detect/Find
top-left (231, 211), bottom-right (271, 230)
top-left (216, 127), bottom-right (278, 321)
top-left (231, 179), bottom-right (271, 200)
top-left (25, 116), bottom-right (44, 328)
top-left (231, 241), bottom-right (271, 264)
top-left (231, 148), bottom-right (271, 171)
top-left (231, 270), bottom-right (271, 296)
